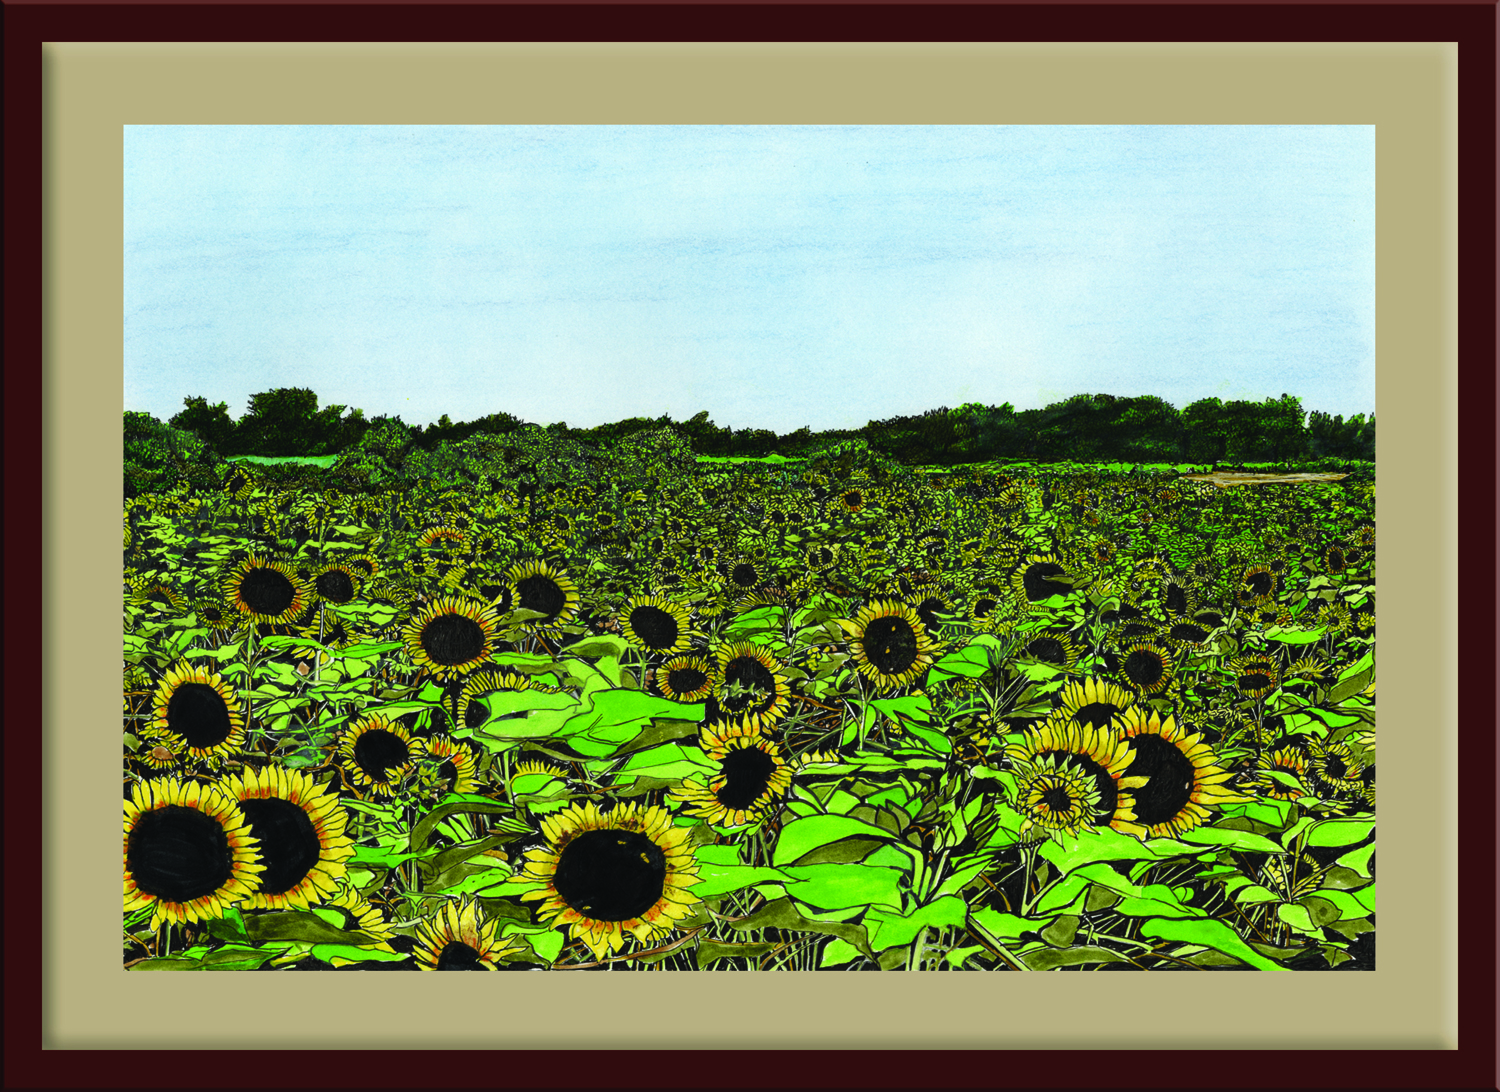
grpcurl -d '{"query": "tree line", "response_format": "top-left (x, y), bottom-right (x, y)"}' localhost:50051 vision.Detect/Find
top-left (158, 388), bottom-right (1374, 466)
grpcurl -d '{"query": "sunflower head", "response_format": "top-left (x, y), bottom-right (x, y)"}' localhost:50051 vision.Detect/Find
top-left (1010, 553), bottom-right (1075, 608)
top-left (336, 715), bottom-right (426, 800)
top-left (712, 642), bottom-right (791, 727)
top-left (124, 777), bottom-right (264, 929)
top-left (414, 897), bottom-right (523, 971)
top-left (401, 595), bottom-right (501, 682)
top-left (419, 736), bottom-right (479, 798)
top-left (653, 655), bottom-right (715, 704)
top-left (150, 660), bottom-right (246, 763)
top-left (1017, 631), bottom-right (1079, 674)
top-left (1251, 745), bottom-right (1312, 802)
top-left (219, 765), bottom-right (353, 910)
top-left (517, 801), bottom-right (702, 962)
top-left (1056, 676), bottom-right (1135, 732)
top-left (1004, 713), bottom-right (1141, 833)
top-left (839, 601), bottom-right (937, 692)
top-left (311, 563), bottom-right (362, 605)
top-left (669, 726), bottom-right (793, 828)
top-left (1116, 707), bottom-right (1250, 839)
top-left (222, 555), bottom-right (311, 624)
top-left (506, 559), bottom-right (580, 630)
top-left (620, 595), bottom-right (693, 656)
top-left (1012, 753), bottom-right (1105, 841)
top-left (1116, 641), bottom-right (1176, 696)
top-left (1230, 653), bottom-right (1282, 700)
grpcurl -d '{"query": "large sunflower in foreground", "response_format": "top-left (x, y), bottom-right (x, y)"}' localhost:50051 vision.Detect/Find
top-left (517, 801), bottom-right (702, 962)
top-left (149, 660), bottom-right (246, 763)
top-left (620, 595), bottom-right (693, 656)
top-left (1011, 753), bottom-right (1104, 841)
top-left (1003, 713), bottom-right (1142, 835)
top-left (840, 601), bottom-right (937, 691)
top-left (219, 765), bottom-right (353, 910)
top-left (669, 724), bottom-right (794, 828)
top-left (124, 778), bottom-right (263, 929)
top-left (414, 897), bottom-right (522, 970)
top-left (506, 559), bottom-right (580, 630)
top-left (1116, 707), bottom-right (1249, 839)
top-left (221, 555), bottom-right (310, 625)
top-left (713, 642), bottom-right (791, 727)
top-left (335, 714), bottom-right (426, 800)
top-left (402, 595), bottom-right (501, 682)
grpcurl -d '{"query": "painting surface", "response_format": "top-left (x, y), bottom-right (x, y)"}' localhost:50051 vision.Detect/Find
top-left (123, 125), bottom-right (1376, 972)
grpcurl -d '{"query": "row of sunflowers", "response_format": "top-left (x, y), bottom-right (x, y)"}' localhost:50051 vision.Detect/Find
top-left (124, 441), bottom-right (1374, 970)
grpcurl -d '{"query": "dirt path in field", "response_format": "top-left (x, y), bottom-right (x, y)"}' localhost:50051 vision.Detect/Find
top-left (1179, 470), bottom-right (1350, 487)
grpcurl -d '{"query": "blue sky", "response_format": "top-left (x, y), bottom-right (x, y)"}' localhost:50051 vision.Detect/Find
top-left (124, 125), bottom-right (1374, 433)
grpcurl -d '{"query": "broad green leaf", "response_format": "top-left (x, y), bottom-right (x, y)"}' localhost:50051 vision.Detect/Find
top-left (1022, 945), bottom-right (1130, 970)
top-left (1038, 826), bottom-right (1197, 875)
top-left (335, 640), bottom-right (405, 660)
top-left (1305, 818), bottom-right (1376, 848)
top-left (310, 944), bottom-right (409, 965)
top-left (727, 897), bottom-right (875, 962)
top-left (865, 895), bottom-right (968, 951)
top-left (781, 863), bottom-right (905, 912)
top-left (772, 815), bottom-right (896, 867)
top-left (1264, 626), bottom-right (1326, 645)
top-left (1139, 917), bottom-right (1289, 971)
top-left (243, 910), bottom-right (381, 946)
top-left (692, 844), bottom-right (791, 899)
top-left (1177, 827), bottom-right (1286, 854)
top-left (1336, 842), bottom-right (1376, 879)
top-left (697, 940), bottom-right (779, 967)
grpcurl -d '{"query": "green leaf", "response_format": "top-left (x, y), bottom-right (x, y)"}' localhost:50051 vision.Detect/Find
top-left (1336, 842), bottom-right (1376, 878)
top-left (335, 640), bottom-right (405, 660)
top-left (349, 843), bottom-right (442, 867)
top-left (1038, 826), bottom-right (1197, 876)
top-left (1328, 659), bottom-right (1375, 704)
top-left (1177, 827), bottom-right (1286, 854)
top-left (781, 863), bottom-right (906, 912)
top-left (772, 815), bottom-right (896, 867)
top-left (789, 836), bottom-right (885, 866)
top-left (1021, 945), bottom-right (1130, 970)
top-left (1139, 917), bottom-right (1290, 972)
top-left (696, 940), bottom-right (779, 967)
top-left (1264, 625), bottom-right (1326, 645)
top-left (1041, 914), bottom-right (1079, 948)
top-left (1305, 818), bottom-right (1376, 848)
top-left (243, 910), bottom-right (382, 946)
top-left (692, 844), bottom-right (791, 899)
top-left (310, 944), bottom-right (409, 965)
top-left (559, 689), bottom-right (702, 757)
top-left (727, 897), bottom-right (875, 963)
top-left (864, 895), bottom-right (968, 951)
top-left (409, 798), bottom-right (524, 853)
top-left (204, 907), bottom-right (250, 944)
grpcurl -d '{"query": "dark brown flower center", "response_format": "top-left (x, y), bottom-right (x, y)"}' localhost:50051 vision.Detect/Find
top-left (353, 729), bottom-right (411, 783)
top-left (862, 615), bottom-right (920, 675)
top-left (421, 612), bottom-right (487, 666)
top-left (1126, 734), bottom-right (1198, 825)
top-left (715, 746), bottom-right (777, 810)
top-left (238, 796), bottom-right (321, 895)
top-left (316, 569), bottom-right (356, 603)
top-left (166, 682), bottom-right (234, 749)
top-left (127, 804), bottom-right (233, 903)
top-left (516, 574), bottom-right (566, 620)
top-left (239, 566), bottom-right (295, 616)
top-left (553, 828), bottom-right (667, 922)
top-left (629, 605), bottom-right (681, 650)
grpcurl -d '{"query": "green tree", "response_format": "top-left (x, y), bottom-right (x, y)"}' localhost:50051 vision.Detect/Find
top-left (168, 396), bottom-right (236, 452)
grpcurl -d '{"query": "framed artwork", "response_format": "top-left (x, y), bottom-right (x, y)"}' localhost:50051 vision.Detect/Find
top-left (13, 6), bottom-right (1494, 1086)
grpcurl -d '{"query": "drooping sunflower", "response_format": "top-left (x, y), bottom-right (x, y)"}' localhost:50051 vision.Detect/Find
top-left (219, 765), bottom-right (353, 910)
top-left (190, 597), bottom-right (243, 639)
top-left (1056, 676), bottom-right (1135, 732)
top-left (336, 714), bottom-right (426, 800)
top-left (1230, 653), bottom-right (1282, 700)
top-left (653, 655), bottom-right (715, 704)
top-left (421, 735), bottom-right (480, 796)
top-left (506, 559), bottom-right (580, 630)
top-left (402, 595), bottom-right (501, 682)
top-left (713, 642), bottom-right (791, 726)
top-left (1306, 739), bottom-right (1367, 798)
top-left (1116, 707), bottom-right (1249, 839)
top-left (414, 896), bottom-right (522, 970)
top-left (1003, 713), bottom-right (1142, 834)
top-left (1010, 553), bottom-right (1075, 608)
top-left (840, 601), bottom-right (937, 692)
top-left (669, 725), bottom-right (794, 828)
top-left (124, 777), bottom-right (263, 929)
top-left (1116, 641), bottom-right (1176, 697)
top-left (1250, 745), bottom-right (1312, 802)
top-left (136, 735), bottom-right (185, 773)
top-left (417, 524), bottom-right (468, 550)
top-left (149, 660), bottom-right (246, 763)
top-left (620, 595), bottom-right (693, 656)
top-left (221, 555), bottom-right (311, 625)
top-left (1018, 631), bottom-right (1079, 674)
top-left (322, 885), bottom-right (398, 951)
top-left (456, 668), bottom-right (529, 729)
top-left (518, 801), bottom-right (701, 962)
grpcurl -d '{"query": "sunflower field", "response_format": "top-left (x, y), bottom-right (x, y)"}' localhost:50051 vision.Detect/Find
top-left (123, 429), bottom-right (1375, 971)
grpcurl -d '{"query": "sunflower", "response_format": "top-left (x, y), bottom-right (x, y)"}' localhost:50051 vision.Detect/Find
top-left (713, 642), bottom-right (791, 726)
top-left (1011, 753), bottom-right (1105, 841)
top-left (124, 777), bottom-right (264, 929)
top-left (1115, 641), bottom-right (1176, 697)
top-left (654, 655), bottom-right (715, 704)
top-left (414, 897), bottom-right (522, 970)
top-left (840, 601), bottom-right (937, 692)
top-left (1003, 713), bottom-right (1142, 834)
top-left (506, 559), bottom-right (580, 630)
top-left (311, 563), bottom-right (362, 606)
top-left (1250, 745), bottom-right (1312, 801)
top-left (1056, 677), bottom-right (1135, 732)
top-left (1116, 707), bottom-right (1249, 839)
top-left (1010, 553), bottom-right (1075, 608)
top-left (1306, 739), bottom-right (1367, 798)
top-left (336, 714), bottom-right (426, 800)
top-left (1018, 631), bottom-right (1079, 673)
top-left (402, 595), bottom-right (501, 682)
top-left (190, 597), bottom-right (243, 639)
top-left (1235, 564), bottom-right (1281, 608)
top-left (1166, 620), bottom-right (1214, 648)
top-left (148, 660), bottom-right (246, 763)
top-left (323, 885), bottom-right (398, 951)
top-left (417, 525), bottom-right (468, 550)
top-left (1230, 654), bottom-right (1282, 700)
top-left (219, 765), bottom-right (353, 910)
top-left (620, 595), bottom-right (693, 656)
top-left (421, 736), bottom-right (479, 796)
top-left (669, 725), bottom-right (794, 828)
top-left (137, 735), bottom-right (185, 773)
top-left (517, 801), bottom-right (702, 961)
top-left (222, 555), bottom-right (311, 625)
